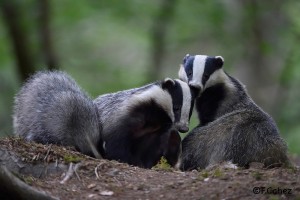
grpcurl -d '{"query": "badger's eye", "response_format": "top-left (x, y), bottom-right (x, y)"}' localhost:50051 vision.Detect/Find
top-left (203, 74), bottom-right (209, 80)
top-left (187, 71), bottom-right (192, 76)
top-left (174, 106), bottom-right (181, 111)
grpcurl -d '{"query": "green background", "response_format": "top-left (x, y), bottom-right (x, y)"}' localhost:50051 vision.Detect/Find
top-left (0, 0), bottom-right (299, 155)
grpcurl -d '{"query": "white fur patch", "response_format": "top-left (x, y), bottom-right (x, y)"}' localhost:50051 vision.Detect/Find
top-left (204, 69), bottom-right (235, 91)
top-left (215, 56), bottom-right (224, 62)
top-left (190, 55), bottom-right (208, 89)
top-left (130, 85), bottom-right (174, 122)
top-left (178, 64), bottom-right (188, 82)
top-left (175, 79), bottom-right (192, 131)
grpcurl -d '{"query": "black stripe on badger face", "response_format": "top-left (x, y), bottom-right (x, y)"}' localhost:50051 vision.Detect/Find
top-left (182, 55), bottom-right (195, 82)
top-left (165, 80), bottom-right (183, 125)
top-left (202, 56), bottom-right (224, 87)
top-left (163, 79), bottom-right (192, 133)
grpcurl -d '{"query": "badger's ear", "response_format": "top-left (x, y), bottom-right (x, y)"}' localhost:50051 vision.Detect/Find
top-left (162, 78), bottom-right (175, 89)
top-left (215, 56), bottom-right (224, 68)
top-left (178, 64), bottom-right (188, 82)
top-left (183, 54), bottom-right (190, 64)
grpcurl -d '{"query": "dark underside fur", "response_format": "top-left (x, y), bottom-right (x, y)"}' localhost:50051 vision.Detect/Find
top-left (102, 99), bottom-right (178, 168)
top-left (195, 83), bottom-right (226, 126)
top-left (181, 75), bottom-right (289, 170)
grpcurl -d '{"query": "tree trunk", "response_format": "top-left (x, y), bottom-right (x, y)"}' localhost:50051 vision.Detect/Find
top-left (38, 0), bottom-right (59, 70)
top-left (0, 0), bottom-right (35, 82)
top-left (237, 0), bottom-right (286, 115)
top-left (148, 0), bottom-right (177, 82)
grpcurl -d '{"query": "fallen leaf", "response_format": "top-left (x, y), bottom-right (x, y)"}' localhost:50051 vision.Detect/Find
top-left (100, 191), bottom-right (114, 196)
top-left (87, 183), bottom-right (96, 189)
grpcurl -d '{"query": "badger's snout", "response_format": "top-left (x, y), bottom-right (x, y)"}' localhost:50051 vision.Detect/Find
top-left (189, 81), bottom-right (202, 91)
top-left (175, 123), bottom-right (189, 133)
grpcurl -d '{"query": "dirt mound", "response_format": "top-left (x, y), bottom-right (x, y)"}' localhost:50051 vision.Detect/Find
top-left (0, 137), bottom-right (299, 200)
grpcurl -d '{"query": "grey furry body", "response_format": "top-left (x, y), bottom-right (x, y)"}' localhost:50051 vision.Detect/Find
top-left (93, 82), bottom-right (171, 167)
top-left (182, 100), bottom-right (288, 170)
top-left (13, 71), bottom-right (103, 157)
top-left (93, 79), bottom-right (191, 168)
top-left (94, 83), bottom-right (155, 133)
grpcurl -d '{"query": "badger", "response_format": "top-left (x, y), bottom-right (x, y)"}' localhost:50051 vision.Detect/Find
top-left (178, 54), bottom-right (289, 170)
top-left (13, 71), bottom-right (104, 158)
top-left (93, 78), bottom-right (194, 168)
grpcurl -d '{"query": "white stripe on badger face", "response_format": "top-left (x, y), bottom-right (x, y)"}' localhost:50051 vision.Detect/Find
top-left (204, 69), bottom-right (235, 91)
top-left (175, 79), bottom-right (192, 132)
top-left (132, 85), bottom-right (174, 122)
top-left (189, 55), bottom-right (207, 90)
top-left (178, 64), bottom-right (188, 82)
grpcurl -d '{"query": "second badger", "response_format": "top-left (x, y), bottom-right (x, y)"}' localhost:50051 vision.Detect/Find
top-left (94, 78), bottom-right (194, 168)
top-left (178, 54), bottom-right (289, 170)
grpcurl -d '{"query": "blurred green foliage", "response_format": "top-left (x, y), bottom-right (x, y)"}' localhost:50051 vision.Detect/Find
top-left (0, 0), bottom-right (299, 155)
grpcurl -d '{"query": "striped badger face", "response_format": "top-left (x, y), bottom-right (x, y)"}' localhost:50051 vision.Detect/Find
top-left (162, 78), bottom-right (194, 133)
top-left (178, 54), bottom-right (224, 92)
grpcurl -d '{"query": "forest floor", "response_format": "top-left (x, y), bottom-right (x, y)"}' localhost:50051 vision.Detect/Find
top-left (0, 137), bottom-right (299, 200)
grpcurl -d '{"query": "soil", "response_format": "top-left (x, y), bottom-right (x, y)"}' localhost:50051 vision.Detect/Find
top-left (0, 137), bottom-right (299, 200)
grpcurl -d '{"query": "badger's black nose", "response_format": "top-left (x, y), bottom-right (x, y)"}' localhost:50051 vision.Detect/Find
top-left (178, 126), bottom-right (189, 133)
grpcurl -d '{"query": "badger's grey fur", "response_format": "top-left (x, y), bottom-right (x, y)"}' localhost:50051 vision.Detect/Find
top-left (179, 54), bottom-right (289, 170)
top-left (94, 78), bottom-right (193, 168)
top-left (13, 71), bottom-right (104, 158)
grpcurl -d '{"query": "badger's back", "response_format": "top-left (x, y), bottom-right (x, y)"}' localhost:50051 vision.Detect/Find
top-left (93, 82), bottom-right (169, 135)
top-left (181, 108), bottom-right (288, 170)
top-left (93, 79), bottom-right (190, 168)
top-left (14, 71), bottom-right (83, 137)
top-left (13, 71), bottom-right (102, 157)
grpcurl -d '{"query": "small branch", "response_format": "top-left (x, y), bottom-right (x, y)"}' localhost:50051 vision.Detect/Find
top-left (44, 144), bottom-right (52, 162)
top-left (60, 162), bottom-right (74, 184)
top-left (94, 161), bottom-right (106, 180)
top-left (0, 164), bottom-right (58, 200)
top-left (95, 164), bottom-right (100, 180)
top-left (74, 163), bottom-right (82, 181)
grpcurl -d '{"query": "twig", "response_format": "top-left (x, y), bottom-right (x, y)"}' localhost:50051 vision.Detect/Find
top-left (44, 144), bottom-right (52, 162)
top-left (113, 177), bottom-right (121, 186)
top-left (60, 162), bottom-right (74, 184)
top-left (94, 161), bottom-right (106, 180)
top-left (265, 162), bottom-right (282, 169)
top-left (36, 153), bottom-right (40, 161)
top-left (95, 164), bottom-right (100, 180)
top-left (74, 163), bottom-right (81, 181)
